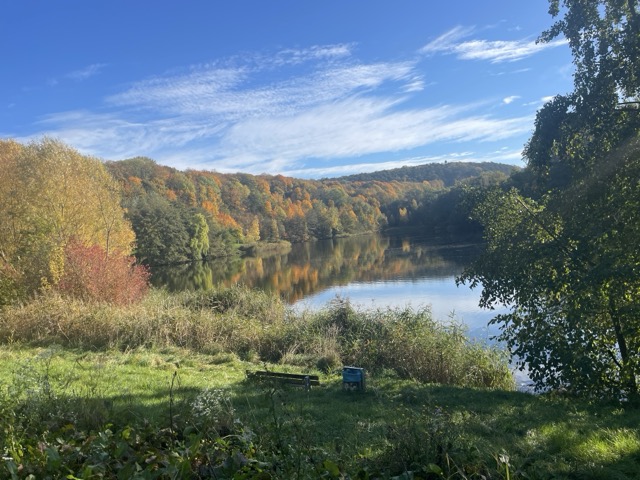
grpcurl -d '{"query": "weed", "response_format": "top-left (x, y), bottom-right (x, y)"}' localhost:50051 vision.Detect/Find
top-left (190, 387), bottom-right (236, 435)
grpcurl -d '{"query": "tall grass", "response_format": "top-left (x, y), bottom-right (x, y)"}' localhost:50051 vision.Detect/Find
top-left (0, 287), bottom-right (513, 389)
top-left (287, 299), bottom-right (513, 389)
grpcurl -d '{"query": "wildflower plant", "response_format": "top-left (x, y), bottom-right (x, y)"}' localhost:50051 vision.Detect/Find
top-left (190, 388), bottom-right (236, 435)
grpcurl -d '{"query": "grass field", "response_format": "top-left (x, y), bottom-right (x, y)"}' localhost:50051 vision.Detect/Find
top-left (1, 344), bottom-right (639, 479)
top-left (0, 287), bottom-right (638, 478)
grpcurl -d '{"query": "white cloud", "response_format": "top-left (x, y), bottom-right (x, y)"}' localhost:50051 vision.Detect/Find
top-left (455, 38), bottom-right (567, 63)
top-left (33, 110), bottom-right (225, 159)
top-left (108, 58), bottom-right (416, 120)
top-left (66, 63), bottom-right (107, 81)
top-left (421, 26), bottom-right (476, 55)
top-left (523, 95), bottom-right (557, 108)
top-left (107, 66), bottom-right (250, 116)
top-left (272, 44), bottom-right (353, 65)
top-left (421, 27), bottom-right (568, 63)
top-left (491, 67), bottom-right (532, 77)
top-left (503, 95), bottom-right (520, 104)
top-left (403, 76), bottom-right (426, 92)
top-left (25, 43), bottom-right (533, 177)
top-left (215, 98), bottom-right (531, 167)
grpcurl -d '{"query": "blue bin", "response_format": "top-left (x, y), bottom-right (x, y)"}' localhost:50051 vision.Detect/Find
top-left (342, 366), bottom-right (365, 391)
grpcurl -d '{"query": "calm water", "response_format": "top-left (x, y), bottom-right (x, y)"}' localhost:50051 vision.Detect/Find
top-left (151, 232), bottom-right (506, 339)
top-left (152, 233), bottom-right (530, 388)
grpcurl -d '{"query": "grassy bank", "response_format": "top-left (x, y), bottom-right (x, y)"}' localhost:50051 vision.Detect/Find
top-left (1, 287), bottom-right (639, 478)
top-left (238, 240), bottom-right (293, 257)
top-left (0, 287), bottom-right (511, 389)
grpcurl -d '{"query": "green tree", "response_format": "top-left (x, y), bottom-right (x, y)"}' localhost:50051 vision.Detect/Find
top-left (246, 216), bottom-right (261, 243)
top-left (263, 218), bottom-right (280, 242)
top-left (189, 213), bottom-right (210, 260)
top-left (460, 0), bottom-right (640, 399)
top-left (527, 0), bottom-right (640, 191)
top-left (128, 194), bottom-right (192, 265)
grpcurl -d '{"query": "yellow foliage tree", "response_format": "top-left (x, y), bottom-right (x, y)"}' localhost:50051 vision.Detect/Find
top-left (0, 138), bottom-right (135, 297)
top-left (246, 216), bottom-right (261, 243)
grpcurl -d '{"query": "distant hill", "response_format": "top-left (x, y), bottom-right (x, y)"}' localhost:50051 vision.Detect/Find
top-left (103, 156), bottom-right (521, 265)
top-left (337, 161), bottom-right (520, 187)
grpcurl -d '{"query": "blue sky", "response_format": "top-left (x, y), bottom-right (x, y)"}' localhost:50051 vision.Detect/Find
top-left (1, 1), bottom-right (573, 178)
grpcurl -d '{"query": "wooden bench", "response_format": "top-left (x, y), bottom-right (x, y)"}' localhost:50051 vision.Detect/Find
top-left (246, 370), bottom-right (320, 391)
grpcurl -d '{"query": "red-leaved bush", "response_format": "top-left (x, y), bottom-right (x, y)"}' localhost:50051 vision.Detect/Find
top-left (58, 240), bottom-right (150, 305)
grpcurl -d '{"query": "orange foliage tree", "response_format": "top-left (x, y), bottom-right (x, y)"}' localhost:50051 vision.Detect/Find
top-left (58, 239), bottom-right (149, 305)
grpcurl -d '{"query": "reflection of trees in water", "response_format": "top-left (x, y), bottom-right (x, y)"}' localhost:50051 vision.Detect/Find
top-left (151, 234), bottom-right (480, 303)
top-left (151, 256), bottom-right (244, 292)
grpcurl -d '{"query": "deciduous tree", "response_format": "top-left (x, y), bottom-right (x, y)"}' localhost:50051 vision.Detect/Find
top-left (0, 138), bottom-right (135, 301)
top-left (459, 0), bottom-right (640, 399)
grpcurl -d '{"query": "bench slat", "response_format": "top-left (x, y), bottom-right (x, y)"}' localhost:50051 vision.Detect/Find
top-left (246, 370), bottom-right (320, 389)
top-left (249, 370), bottom-right (319, 380)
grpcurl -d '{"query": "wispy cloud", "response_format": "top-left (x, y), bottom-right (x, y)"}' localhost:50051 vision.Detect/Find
top-left (66, 63), bottom-right (107, 81)
top-left (421, 27), bottom-right (567, 63)
top-left (403, 76), bottom-right (426, 92)
top-left (33, 110), bottom-right (225, 159)
top-left (216, 99), bottom-right (531, 166)
top-left (107, 58), bottom-right (415, 119)
top-left (523, 95), bottom-right (556, 107)
top-left (271, 44), bottom-right (353, 65)
top-left (421, 26), bottom-right (476, 55)
top-left (503, 95), bottom-right (520, 104)
top-left (26, 43), bottom-right (533, 177)
top-left (44, 63), bottom-right (107, 88)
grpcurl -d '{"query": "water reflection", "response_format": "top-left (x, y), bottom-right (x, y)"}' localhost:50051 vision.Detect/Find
top-left (153, 234), bottom-right (475, 297)
top-left (152, 234), bottom-right (501, 330)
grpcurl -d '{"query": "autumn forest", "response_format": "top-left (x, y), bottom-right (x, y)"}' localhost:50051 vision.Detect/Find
top-left (0, 136), bottom-right (517, 307)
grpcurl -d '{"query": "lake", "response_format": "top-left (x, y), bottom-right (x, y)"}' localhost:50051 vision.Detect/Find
top-left (152, 232), bottom-right (531, 389)
top-left (151, 232), bottom-right (506, 340)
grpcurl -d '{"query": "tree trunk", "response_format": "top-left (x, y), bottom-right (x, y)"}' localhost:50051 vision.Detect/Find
top-left (609, 296), bottom-right (638, 399)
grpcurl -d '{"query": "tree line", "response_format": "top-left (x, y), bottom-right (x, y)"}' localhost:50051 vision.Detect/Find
top-left (105, 156), bottom-right (511, 266)
top-left (338, 161), bottom-right (515, 186)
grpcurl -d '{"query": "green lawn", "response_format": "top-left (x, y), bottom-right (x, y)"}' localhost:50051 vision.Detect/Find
top-left (1, 345), bottom-right (639, 479)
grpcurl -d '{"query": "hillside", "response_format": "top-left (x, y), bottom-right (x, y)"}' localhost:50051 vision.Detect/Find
top-left (106, 158), bottom-right (512, 265)
top-left (338, 161), bottom-right (519, 186)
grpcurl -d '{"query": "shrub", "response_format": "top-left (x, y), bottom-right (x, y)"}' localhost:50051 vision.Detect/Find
top-left (57, 239), bottom-right (149, 305)
top-left (0, 259), bottom-right (25, 307)
top-left (302, 299), bottom-right (513, 390)
top-left (0, 288), bottom-right (283, 353)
